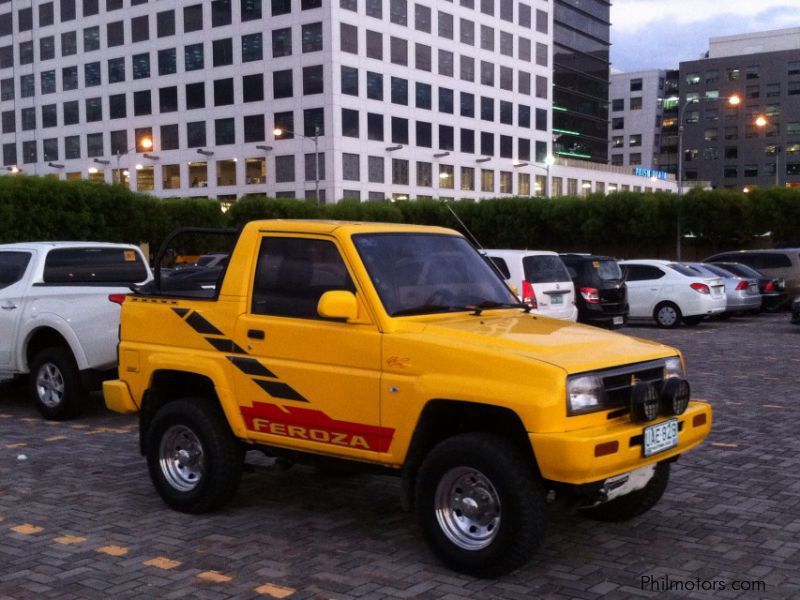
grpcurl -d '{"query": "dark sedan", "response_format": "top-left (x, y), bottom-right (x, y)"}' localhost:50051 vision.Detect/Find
top-left (710, 262), bottom-right (787, 312)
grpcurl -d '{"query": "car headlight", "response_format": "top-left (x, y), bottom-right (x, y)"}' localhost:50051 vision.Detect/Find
top-left (664, 356), bottom-right (684, 379)
top-left (567, 374), bottom-right (605, 414)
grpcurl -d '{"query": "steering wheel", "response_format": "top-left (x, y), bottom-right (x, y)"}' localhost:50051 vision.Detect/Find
top-left (424, 288), bottom-right (457, 306)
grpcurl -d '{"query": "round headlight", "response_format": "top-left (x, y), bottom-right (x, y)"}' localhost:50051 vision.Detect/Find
top-left (661, 378), bottom-right (690, 416)
top-left (630, 381), bottom-right (659, 423)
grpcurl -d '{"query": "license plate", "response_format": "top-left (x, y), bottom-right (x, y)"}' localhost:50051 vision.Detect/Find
top-left (643, 419), bottom-right (679, 457)
top-left (612, 316), bottom-right (624, 325)
top-left (551, 294), bottom-right (563, 305)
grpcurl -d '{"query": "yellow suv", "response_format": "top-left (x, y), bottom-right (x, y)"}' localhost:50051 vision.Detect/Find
top-left (104, 220), bottom-right (712, 577)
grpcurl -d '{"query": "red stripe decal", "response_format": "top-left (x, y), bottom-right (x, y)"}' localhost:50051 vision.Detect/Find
top-left (241, 401), bottom-right (395, 452)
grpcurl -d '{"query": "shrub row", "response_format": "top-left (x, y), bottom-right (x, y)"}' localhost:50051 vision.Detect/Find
top-left (1, 176), bottom-right (798, 257)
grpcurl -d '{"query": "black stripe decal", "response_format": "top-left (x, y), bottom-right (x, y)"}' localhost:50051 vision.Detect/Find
top-left (227, 356), bottom-right (278, 378)
top-left (254, 380), bottom-right (308, 402)
top-left (205, 337), bottom-right (247, 354)
top-left (172, 308), bottom-right (190, 319)
top-left (186, 312), bottom-right (224, 335)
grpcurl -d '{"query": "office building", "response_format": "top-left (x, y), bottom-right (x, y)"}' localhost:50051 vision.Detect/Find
top-left (552, 0), bottom-right (610, 163)
top-left (609, 69), bottom-right (666, 170)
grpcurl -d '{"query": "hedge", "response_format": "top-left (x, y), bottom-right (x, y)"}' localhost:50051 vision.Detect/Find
top-left (1, 175), bottom-right (798, 258)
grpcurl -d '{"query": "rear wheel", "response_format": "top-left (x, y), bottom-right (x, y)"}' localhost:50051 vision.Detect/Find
top-left (579, 462), bottom-right (670, 522)
top-left (29, 347), bottom-right (83, 420)
top-left (654, 302), bottom-right (681, 329)
top-left (146, 398), bottom-right (244, 513)
top-left (415, 433), bottom-right (546, 578)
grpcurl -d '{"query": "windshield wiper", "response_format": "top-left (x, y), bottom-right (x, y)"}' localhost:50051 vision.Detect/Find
top-left (391, 304), bottom-right (471, 317)
top-left (469, 300), bottom-right (532, 315)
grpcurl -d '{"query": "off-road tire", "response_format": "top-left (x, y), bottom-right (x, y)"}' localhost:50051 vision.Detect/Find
top-left (579, 462), bottom-right (670, 522)
top-left (29, 347), bottom-right (83, 420)
top-left (654, 302), bottom-right (682, 329)
top-left (146, 397), bottom-right (244, 514)
top-left (415, 433), bottom-right (546, 578)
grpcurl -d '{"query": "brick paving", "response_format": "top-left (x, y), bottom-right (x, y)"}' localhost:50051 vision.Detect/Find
top-left (0, 313), bottom-right (798, 599)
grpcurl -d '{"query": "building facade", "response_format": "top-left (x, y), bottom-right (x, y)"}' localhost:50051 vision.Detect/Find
top-left (552, 0), bottom-right (610, 163)
top-left (0, 0), bottom-right (558, 202)
top-left (678, 29), bottom-right (800, 190)
top-left (609, 69), bottom-right (666, 170)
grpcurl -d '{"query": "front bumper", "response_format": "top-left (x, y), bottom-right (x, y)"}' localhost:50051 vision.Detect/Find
top-left (103, 379), bottom-right (139, 414)
top-left (530, 400), bottom-right (712, 485)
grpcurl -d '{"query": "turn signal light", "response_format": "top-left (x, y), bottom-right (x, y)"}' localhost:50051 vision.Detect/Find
top-left (108, 294), bottom-right (127, 305)
top-left (693, 413), bottom-right (707, 428)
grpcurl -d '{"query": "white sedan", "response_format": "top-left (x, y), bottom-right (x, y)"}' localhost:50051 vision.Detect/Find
top-left (619, 260), bottom-right (726, 328)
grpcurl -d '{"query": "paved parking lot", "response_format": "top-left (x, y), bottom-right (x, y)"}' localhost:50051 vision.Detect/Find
top-left (1, 313), bottom-right (798, 599)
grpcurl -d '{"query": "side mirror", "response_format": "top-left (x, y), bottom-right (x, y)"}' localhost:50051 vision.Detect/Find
top-left (317, 290), bottom-right (358, 321)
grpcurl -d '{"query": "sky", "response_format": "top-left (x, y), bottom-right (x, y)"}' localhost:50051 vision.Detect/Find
top-left (610, 0), bottom-right (800, 72)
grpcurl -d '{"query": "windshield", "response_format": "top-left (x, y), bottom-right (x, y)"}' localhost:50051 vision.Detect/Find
top-left (0, 251), bottom-right (31, 289)
top-left (523, 255), bottom-right (570, 284)
top-left (592, 259), bottom-right (622, 281)
top-left (353, 233), bottom-right (518, 316)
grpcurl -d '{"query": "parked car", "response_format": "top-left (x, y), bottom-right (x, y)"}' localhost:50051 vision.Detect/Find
top-left (685, 262), bottom-right (761, 316)
top-left (0, 242), bottom-right (151, 419)
top-left (559, 254), bottom-right (628, 328)
top-left (705, 249), bottom-right (800, 304)
top-left (792, 297), bottom-right (800, 325)
top-left (485, 250), bottom-right (577, 321)
top-left (708, 262), bottom-right (787, 312)
top-left (619, 260), bottom-right (726, 328)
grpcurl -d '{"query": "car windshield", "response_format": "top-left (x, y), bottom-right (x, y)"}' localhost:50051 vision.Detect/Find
top-left (523, 255), bottom-right (570, 284)
top-left (353, 233), bottom-right (519, 316)
top-left (591, 259), bottom-right (622, 281)
top-left (0, 251), bottom-right (32, 289)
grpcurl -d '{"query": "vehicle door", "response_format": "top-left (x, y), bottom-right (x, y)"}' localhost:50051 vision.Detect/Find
top-left (0, 250), bottom-right (33, 369)
top-left (233, 234), bottom-right (384, 461)
top-left (622, 264), bottom-right (665, 317)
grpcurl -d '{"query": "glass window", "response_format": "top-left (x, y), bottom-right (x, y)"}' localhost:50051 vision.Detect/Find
top-left (303, 107), bottom-right (324, 137)
top-left (186, 82), bottom-right (206, 109)
top-left (109, 94), bottom-right (126, 119)
top-left (61, 31), bottom-right (78, 56)
top-left (303, 65), bottom-right (323, 95)
top-left (40, 37), bottom-right (55, 61)
top-left (438, 49), bottom-right (454, 77)
top-left (302, 22), bottom-right (323, 52)
top-left (243, 73), bottom-right (264, 102)
top-left (184, 4), bottom-right (203, 32)
top-left (391, 116), bottom-right (408, 144)
top-left (86, 132), bottom-right (103, 157)
top-left (272, 0), bottom-right (291, 15)
top-left (252, 237), bottom-right (354, 319)
top-left (84, 62), bottom-right (101, 87)
top-left (162, 164), bottom-right (181, 189)
top-left (158, 49), bottom-right (177, 75)
top-left (461, 166), bottom-right (474, 191)
top-left (366, 30), bottom-right (383, 59)
top-left (108, 58), bottom-right (125, 83)
top-left (214, 78), bottom-right (234, 106)
top-left (439, 125), bottom-right (454, 151)
top-left (244, 114), bottom-right (266, 142)
top-left (41, 105), bottom-right (57, 128)
top-left (212, 0), bottom-right (232, 26)
top-left (39, 2), bottom-right (54, 27)
top-left (41, 70), bottom-right (56, 94)
top-left (273, 69), bottom-right (293, 98)
top-left (64, 136), bottom-right (80, 159)
top-left (185, 43), bottom-right (204, 70)
top-left (480, 25), bottom-right (494, 51)
top-left (480, 132), bottom-right (494, 155)
top-left (157, 10), bottom-right (176, 37)
top-left (439, 88), bottom-right (454, 114)
top-left (415, 43), bottom-right (431, 71)
top-left (245, 157), bottom-right (266, 184)
top-left (187, 121), bottom-right (207, 148)
top-left (367, 72), bottom-right (383, 100)
top-left (460, 92), bottom-right (474, 118)
top-left (275, 155), bottom-right (295, 183)
top-left (85, 97), bottom-right (102, 122)
top-left (460, 18), bottom-right (474, 45)
top-left (188, 161), bottom-right (208, 187)
top-left (438, 11), bottom-right (453, 39)
top-left (390, 0), bottom-right (407, 25)
top-left (460, 56), bottom-right (474, 82)
top-left (132, 15), bottom-right (149, 43)
top-left (133, 90), bottom-right (151, 115)
top-left (159, 87), bottom-right (178, 113)
top-left (161, 124), bottom-right (180, 150)
top-left (342, 153), bottom-right (360, 181)
top-left (391, 77), bottom-right (408, 105)
top-left (366, 0), bottom-right (382, 18)
top-left (215, 118), bottom-right (236, 145)
top-left (460, 128), bottom-right (474, 153)
top-left (391, 37), bottom-right (408, 66)
top-left (132, 53), bottom-right (150, 79)
top-left (213, 38), bottom-right (234, 66)
top-left (416, 121), bottom-right (432, 147)
top-left (272, 28), bottom-right (292, 57)
top-left (107, 21), bottom-right (124, 47)
top-left (342, 108), bottom-right (359, 137)
top-left (341, 66), bottom-right (358, 96)
top-left (392, 158), bottom-right (409, 185)
top-left (341, 23), bottom-right (358, 54)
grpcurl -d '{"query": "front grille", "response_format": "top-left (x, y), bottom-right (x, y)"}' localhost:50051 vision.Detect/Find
top-left (599, 360), bottom-right (666, 411)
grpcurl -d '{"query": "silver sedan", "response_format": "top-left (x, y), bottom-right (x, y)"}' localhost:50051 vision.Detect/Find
top-left (686, 262), bottom-right (761, 314)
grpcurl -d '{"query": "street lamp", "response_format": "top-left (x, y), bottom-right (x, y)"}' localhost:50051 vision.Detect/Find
top-left (754, 115), bottom-right (781, 187)
top-left (274, 126), bottom-right (321, 203)
top-left (676, 93), bottom-right (741, 260)
top-left (515, 155), bottom-right (554, 198)
top-left (114, 137), bottom-right (152, 185)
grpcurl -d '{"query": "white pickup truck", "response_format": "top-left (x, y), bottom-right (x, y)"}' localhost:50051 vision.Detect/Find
top-left (0, 242), bottom-right (150, 419)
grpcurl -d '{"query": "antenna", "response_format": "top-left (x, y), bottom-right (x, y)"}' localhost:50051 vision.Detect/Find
top-left (442, 202), bottom-right (484, 250)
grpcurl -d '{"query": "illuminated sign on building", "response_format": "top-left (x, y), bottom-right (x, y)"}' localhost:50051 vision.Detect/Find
top-left (633, 167), bottom-right (669, 180)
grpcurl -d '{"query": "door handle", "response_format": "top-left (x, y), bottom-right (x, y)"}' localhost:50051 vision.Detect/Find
top-left (1, 302), bottom-right (16, 310)
top-left (247, 329), bottom-right (265, 340)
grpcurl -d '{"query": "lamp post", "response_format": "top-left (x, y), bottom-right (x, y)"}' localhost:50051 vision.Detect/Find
top-left (515, 155), bottom-right (554, 198)
top-left (115, 137), bottom-right (153, 185)
top-left (754, 115), bottom-right (781, 187)
top-left (675, 93), bottom-right (740, 260)
top-left (274, 126), bottom-right (321, 203)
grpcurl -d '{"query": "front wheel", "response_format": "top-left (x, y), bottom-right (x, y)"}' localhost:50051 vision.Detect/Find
top-left (415, 433), bottom-right (546, 578)
top-left (654, 302), bottom-right (682, 329)
top-left (146, 398), bottom-right (244, 514)
top-left (579, 462), bottom-right (670, 522)
top-left (29, 347), bottom-right (83, 420)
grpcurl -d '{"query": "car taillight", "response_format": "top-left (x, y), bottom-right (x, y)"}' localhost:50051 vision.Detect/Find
top-left (735, 281), bottom-right (748, 291)
top-left (522, 281), bottom-right (538, 309)
top-left (690, 282), bottom-right (710, 294)
top-left (579, 287), bottom-right (600, 304)
top-left (764, 280), bottom-right (775, 292)
top-left (108, 294), bottom-right (127, 305)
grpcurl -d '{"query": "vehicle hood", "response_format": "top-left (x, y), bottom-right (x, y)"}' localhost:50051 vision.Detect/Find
top-left (404, 312), bottom-right (676, 374)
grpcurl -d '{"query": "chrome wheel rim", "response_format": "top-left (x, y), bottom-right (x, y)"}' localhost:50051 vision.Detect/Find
top-left (159, 425), bottom-right (204, 492)
top-left (36, 363), bottom-right (65, 408)
top-left (434, 466), bottom-right (501, 551)
top-left (658, 306), bottom-right (677, 326)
